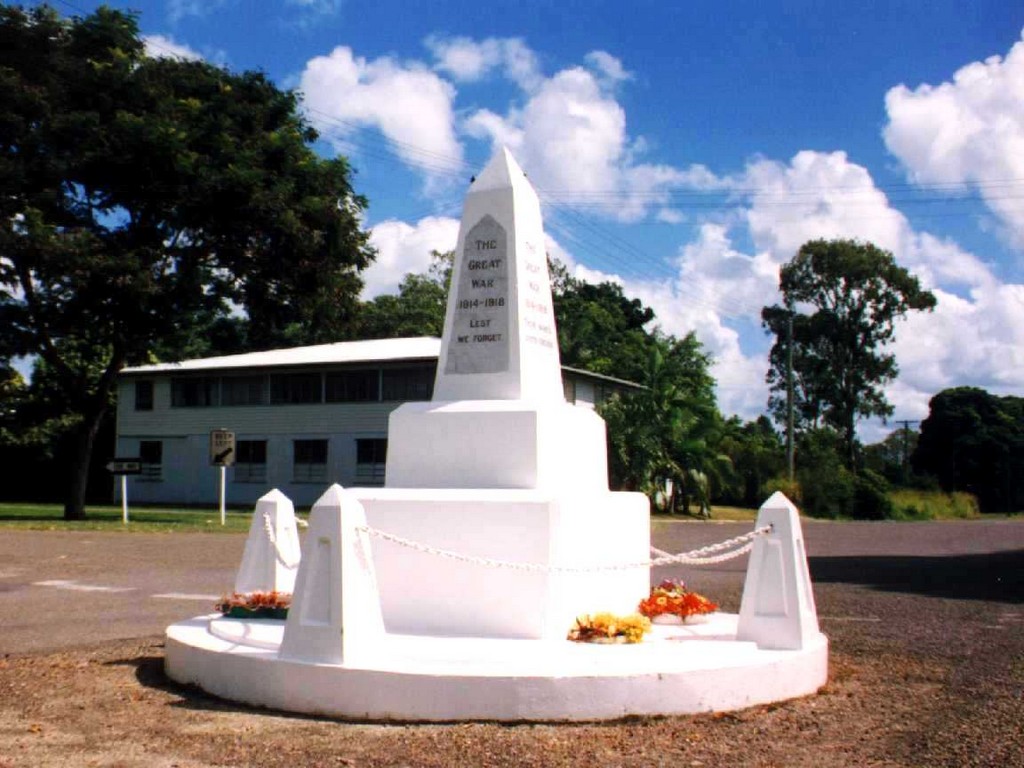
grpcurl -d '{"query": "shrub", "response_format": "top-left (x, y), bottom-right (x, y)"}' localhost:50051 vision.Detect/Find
top-left (763, 475), bottom-right (802, 505)
top-left (889, 490), bottom-right (980, 520)
top-left (852, 469), bottom-right (894, 520)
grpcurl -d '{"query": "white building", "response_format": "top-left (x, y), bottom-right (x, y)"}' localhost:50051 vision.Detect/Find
top-left (114, 337), bottom-right (640, 506)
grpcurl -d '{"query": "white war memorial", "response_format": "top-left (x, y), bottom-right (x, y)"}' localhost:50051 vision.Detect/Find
top-left (165, 148), bottom-right (829, 721)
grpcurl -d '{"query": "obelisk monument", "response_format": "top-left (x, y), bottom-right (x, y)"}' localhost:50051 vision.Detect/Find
top-left (357, 147), bottom-right (650, 638)
top-left (434, 147), bottom-right (562, 402)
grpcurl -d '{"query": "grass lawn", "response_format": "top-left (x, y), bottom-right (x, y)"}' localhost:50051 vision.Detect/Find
top-left (651, 505), bottom-right (760, 523)
top-left (0, 502), bottom-right (257, 533)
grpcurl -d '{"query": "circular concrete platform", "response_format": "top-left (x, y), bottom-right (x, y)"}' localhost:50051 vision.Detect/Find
top-left (165, 614), bottom-right (828, 722)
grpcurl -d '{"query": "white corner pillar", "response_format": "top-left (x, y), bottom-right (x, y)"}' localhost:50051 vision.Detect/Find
top-left (736, 491), bottom-right (821, 650)
top-left (234, 489), bottom-right (301, 595)
top-left (279, 484), bottom-right (385, 665)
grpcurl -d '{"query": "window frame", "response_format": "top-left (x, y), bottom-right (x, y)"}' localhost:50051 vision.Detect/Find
top-left (293, 438), bottom-right (328, 483)
top-left (233, 439), bottom-right (268, 484)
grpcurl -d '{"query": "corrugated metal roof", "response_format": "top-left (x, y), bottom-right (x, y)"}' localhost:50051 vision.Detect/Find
top-left (121, 336), bottom-right (644, 389)
top-left (121, 337), bottom-right (442, 374)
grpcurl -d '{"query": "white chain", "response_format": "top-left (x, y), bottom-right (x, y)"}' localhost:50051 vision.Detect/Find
top-left (263, 512), bottom-right (301, 569)
top-left (355, 524), bottom-right (772, 573)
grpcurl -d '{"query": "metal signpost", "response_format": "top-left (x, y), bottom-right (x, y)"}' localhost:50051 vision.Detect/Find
top-left (209, 429), bottom-right (235, 525)
top-left (106, 458), bottom-right (142, 524)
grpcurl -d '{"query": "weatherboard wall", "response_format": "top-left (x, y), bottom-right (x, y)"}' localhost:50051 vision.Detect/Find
top-left (113, 365), bottom-right (622, 507)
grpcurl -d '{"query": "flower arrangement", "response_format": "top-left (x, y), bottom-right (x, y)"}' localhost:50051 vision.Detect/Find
top-left (567, 612), bottom-right (651, 644)
top-left (216, 591), bottom-right (291, 619)
top-left (637, 579), bottom-right (718, 622)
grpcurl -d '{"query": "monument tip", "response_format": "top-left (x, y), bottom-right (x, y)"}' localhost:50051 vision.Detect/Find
top-left (470, 146), bottom-right (528, 192)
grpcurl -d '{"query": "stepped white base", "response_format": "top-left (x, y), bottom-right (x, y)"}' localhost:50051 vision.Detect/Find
top-left (165, 613), bottom-right (829, 721)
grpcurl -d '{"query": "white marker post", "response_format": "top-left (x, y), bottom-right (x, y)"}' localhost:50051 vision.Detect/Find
top-left (106, 458), bottom-right (142, 525)
top-left (209, 429), bottom-right (236, 526)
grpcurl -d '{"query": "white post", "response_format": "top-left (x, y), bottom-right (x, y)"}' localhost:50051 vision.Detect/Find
top-left (737, 491), bottom-right (821, 650)
top-left (219, 465), bottom-right (226, 526)
top-left (280, 484), bottom-right (385, 665)
top-left (121, 475), bottom-right (129, 524)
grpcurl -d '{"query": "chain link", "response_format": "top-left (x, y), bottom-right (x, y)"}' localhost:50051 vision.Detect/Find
top-left (355, 524), bottom-right (772, 573)
top-left (263, 512), bottom-right (301, 569)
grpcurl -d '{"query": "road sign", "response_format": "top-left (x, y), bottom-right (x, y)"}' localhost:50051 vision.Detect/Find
top-left (106, 458), bottom-right (142, 475)
top-left (210, 429), bottom-right (236, 466)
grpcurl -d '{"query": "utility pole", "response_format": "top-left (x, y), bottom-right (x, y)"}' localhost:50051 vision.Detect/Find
top-left (894, 419), bottom-right (919, 482)
top-left (786, 304), bottom-right (795, 482)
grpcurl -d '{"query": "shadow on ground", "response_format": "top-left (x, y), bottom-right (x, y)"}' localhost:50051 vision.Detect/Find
top-left (809, 549), bottom-right (1024, 602)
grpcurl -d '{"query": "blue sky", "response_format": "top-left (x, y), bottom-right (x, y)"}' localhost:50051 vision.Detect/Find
top-left (24, 0), bottom-right (1024, 438)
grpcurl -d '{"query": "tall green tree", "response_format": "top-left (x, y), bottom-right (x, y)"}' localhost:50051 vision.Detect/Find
top-left (359, 251), bottom-right (452, 339)
top-left (762, 239), bottom-right (935, 469)
top-left (717, 416), bottom-right (785, 508)
top-left (913, 387), bottom-right (1024, 513)
top-left (0, 6), bottom-right (374, 518)
top-left (600, 333), bottom-right (726, 515)
top-left (553, 276), bottom-right (655, 384)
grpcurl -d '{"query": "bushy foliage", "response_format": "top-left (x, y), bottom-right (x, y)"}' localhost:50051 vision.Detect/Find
top-left (763, 239), bottom-right (935, 468)
top-left (852, 469), bottom-right (894, 520)
top-left (889, 490), bottom-right (980, 520)
top-left (913, 387), bottom-right (1024, 514)
top-left (0, 6), bottom-right (374, 516)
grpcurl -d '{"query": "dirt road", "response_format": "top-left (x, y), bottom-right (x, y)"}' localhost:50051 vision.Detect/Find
top-left (1, 520), bottom-right (1021, 766)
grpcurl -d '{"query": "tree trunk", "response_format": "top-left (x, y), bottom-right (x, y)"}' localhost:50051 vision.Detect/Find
top-left (63, 407), bottom-right (106, 520)
top-left (62, 355), bottom-right (122, 521)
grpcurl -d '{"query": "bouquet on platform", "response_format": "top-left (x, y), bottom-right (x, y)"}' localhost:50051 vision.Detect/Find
top-left (216, 590), bottom-right (292, 619)
top-left (567, 612), bottom-right (651, 644)
top-left (637, 579), bottom-right (717, 622)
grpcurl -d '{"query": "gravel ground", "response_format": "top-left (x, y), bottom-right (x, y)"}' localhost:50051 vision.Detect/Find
top-left (1, 521), bottom-right (1021, 767)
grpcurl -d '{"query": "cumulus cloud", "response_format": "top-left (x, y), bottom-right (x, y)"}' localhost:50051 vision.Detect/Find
top-left (464, 53), bottom-right (709, 222)
top-left (884, 30), bottom-right (1024, 246)
top-left (426, 36), bottom-right (541, 90)
top-left (298, 47), bottom-right (463, 178)
top-left (143, 34), bottom-right (203, 61)
top-left (364, 216), bottom-right (459, 298)
top-left (721, 150), bottom-right (1023, 427)
top-left (558, 148), bottom-right (1024, 425)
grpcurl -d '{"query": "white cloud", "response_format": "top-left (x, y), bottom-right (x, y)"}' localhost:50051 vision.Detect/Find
top-left (426, 36), bottom-right (541, 91)
top-left (553, 149), bottom-right (1024, 426)
top-left (286, 0), bottom-right (342, 14)
top-left (584, 50), bottom-right (631, 85)
top-left (884, 30), bottom-right (1024, 246)
top-left (364, 216), bottom-right (459, 298)
top-left (143, 34), bottom-right (202, 62)
top-left (299, 47), bottom-right (463, 179)
top-left (166, 0), bottom-right (226, 24)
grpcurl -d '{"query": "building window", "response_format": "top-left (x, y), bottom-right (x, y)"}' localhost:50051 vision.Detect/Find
top-left (355, 438), bottom-right (387, 486)
top-left (381, 366), bottom-right (434, 401)
top-left (325, 369), bottom-right (380, 402)
top-left (139, 440), bottom-right (162, 481)
top-left (171, 377), bottom-right (218, 407)
top-left (222, 375), bottom-right (267, 406)
top-left (134, 380), bottom-right (154, 411)
top-left (293, 439), bottom-right (328, 483)
top-left (562, 377), bottom-right (576, 404)
top-left (234, 440), bottom-right (267, 483)
top-left (271, 373), bottom-right (322, 404)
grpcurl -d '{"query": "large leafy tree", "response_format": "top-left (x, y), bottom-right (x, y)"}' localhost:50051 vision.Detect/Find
top-left (359, 251), bottom-right (452, 339)
top-left (600, 333), bottom-right (727, 515)
top-left (553, 276), bottom-right (655, 384)
top-left (717, 416), bottom-right (785, 508)
top-left (913, 387), bottom-right (1024, 513)
top-left (0, 6), bottom-right (374, 518)
top-left (762, 239), bottom-right (935, 469)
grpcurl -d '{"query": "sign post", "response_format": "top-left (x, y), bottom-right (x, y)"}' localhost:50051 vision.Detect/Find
top-left (210, 430), bottom-right (236, 526)
top-left (106, 458), bottom-right (142, 524)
